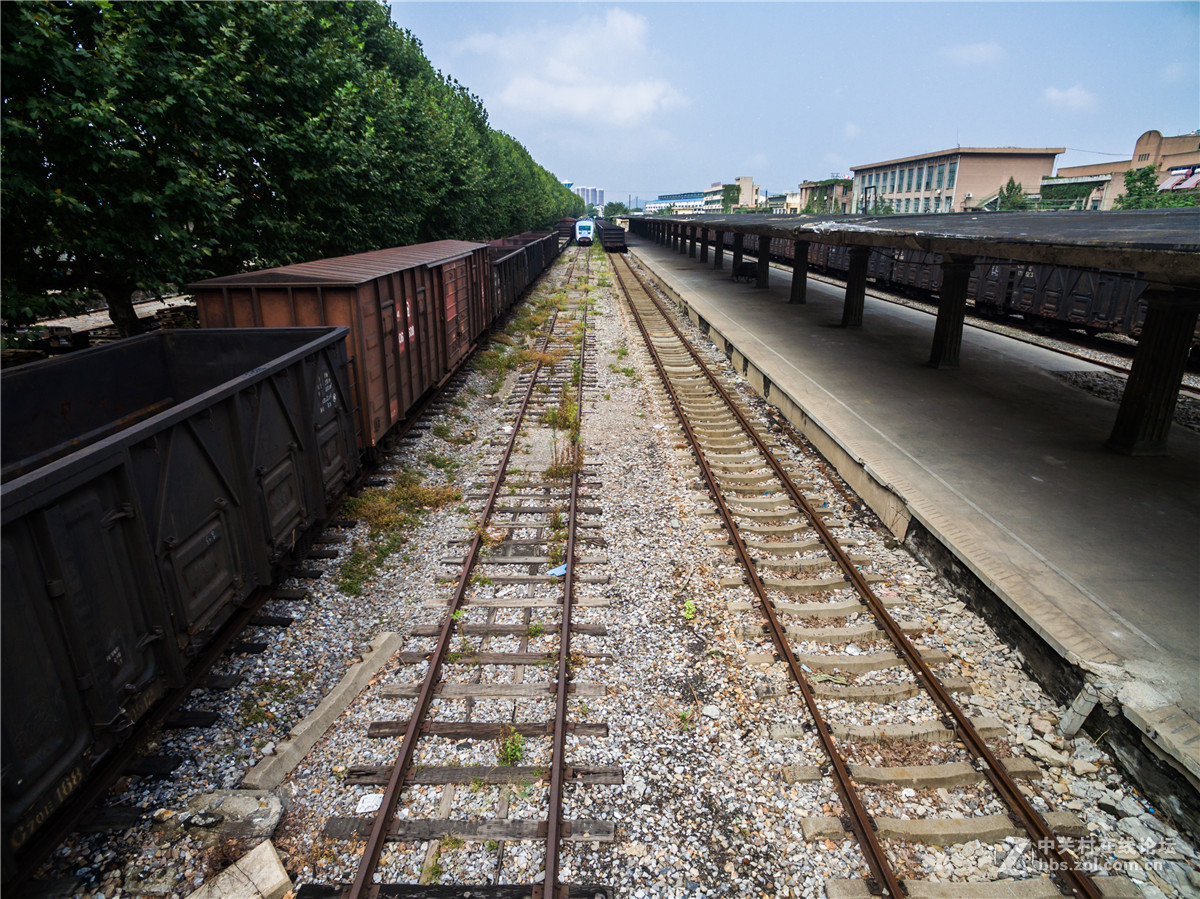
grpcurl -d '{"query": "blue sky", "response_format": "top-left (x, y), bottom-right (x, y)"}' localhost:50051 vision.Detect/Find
top-left (388, 2), bottom-right (1199, 206)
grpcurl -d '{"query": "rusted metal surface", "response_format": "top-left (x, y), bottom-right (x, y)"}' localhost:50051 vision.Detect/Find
top-left (190, 242), bottom-right (495, 450)
top-left (542, 254), bottom-right (590, 895)
top-left (190, 242), bottom-right (488, 288)
top-left (612, 253), bottom-right (1103, 899)
top-left (347, 305), bottom-right (569, 899)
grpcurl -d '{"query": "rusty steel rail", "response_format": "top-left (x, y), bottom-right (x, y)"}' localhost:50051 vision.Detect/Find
top-left (611, 253), bottom-right (1102, 899)
top-left (347, 250), bottom-right (594, 899)
top-left (541, 248), bottom-right (590, 897)
top-left (347, 310), bottom-right (567, 898)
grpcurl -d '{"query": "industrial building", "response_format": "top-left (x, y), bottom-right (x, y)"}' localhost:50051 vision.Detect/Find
top-left (851, 147), bottom-right (1063, 214)
top-left (1046, 129), bottom-right (1200, 210)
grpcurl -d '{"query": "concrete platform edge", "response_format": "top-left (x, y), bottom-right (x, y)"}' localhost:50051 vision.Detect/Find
top-left (627, 245), bottom-right (1200, 812)
top-left (240, 632), bottom-right (401, 792)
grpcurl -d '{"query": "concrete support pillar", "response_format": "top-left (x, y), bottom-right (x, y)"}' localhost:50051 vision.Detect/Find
top-left (670, 224), bottom-right (679, 251)
top-left (928, 255), bottom-right (975, 369)
top-left (732, 233), bottom-right (745, 273)
top-left (1107, 289), bottom-right (1200, 455)
top-left (790, 240), bottom-right (810, 305)
top-left (680, 224), bottom-right (689, 255)
top-left (687, 225), bottom-right (696, 257)
top-left (699, 229), bottom-right (709, 264)
top-left (841, 246), bottom-right (872, 328)
top-left (713, 231), bottom-right (725, 270)
top-left (755, 238), bottom-right (771, 288)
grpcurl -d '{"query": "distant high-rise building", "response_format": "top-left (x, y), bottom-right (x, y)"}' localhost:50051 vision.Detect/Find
top-left (568, 185), bottom-right (605, 208)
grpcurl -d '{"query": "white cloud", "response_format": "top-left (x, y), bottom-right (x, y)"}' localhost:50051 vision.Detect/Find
top-left (500, 75), bottom-right (686, 129)
top-left (1042, 84), bottom-right (1097, 111)
top-left (843, 122), bottom-right (862, 140)
top-left (943, 41), bottom-right (1005, 65)
top-left (1161, 61), bottom-right (1189, 84)
top-left (452, 9), bottom-right (688, 128)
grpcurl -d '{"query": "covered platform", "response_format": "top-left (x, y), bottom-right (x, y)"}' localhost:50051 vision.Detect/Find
top-left (631, 209), bottom-right (1200, 455)
top-left (624, 229), bottom-right (1200, 823)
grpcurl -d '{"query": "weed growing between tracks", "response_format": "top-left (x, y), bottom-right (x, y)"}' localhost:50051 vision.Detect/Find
top-left (337, 469), bottom-right (461, 595)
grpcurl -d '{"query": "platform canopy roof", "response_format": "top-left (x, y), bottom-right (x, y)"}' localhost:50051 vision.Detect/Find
top-left (643, 209), bottom-right (1200, 289)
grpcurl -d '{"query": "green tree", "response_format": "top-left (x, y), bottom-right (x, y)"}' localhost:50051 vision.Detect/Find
top-left (998, 176), bottom-right (1029, 211)
top-left (2, 1), bottom-right (584, 336)
top-left (1114, 165), bottom-right (1199, 209)
top-left (2, 2), bottom-right (245, 334)
top-left (602, 201), bottom-right (629, 218)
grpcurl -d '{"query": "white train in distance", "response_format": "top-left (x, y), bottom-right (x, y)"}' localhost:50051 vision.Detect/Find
top-left (575, 217), bottom-right (594, 246)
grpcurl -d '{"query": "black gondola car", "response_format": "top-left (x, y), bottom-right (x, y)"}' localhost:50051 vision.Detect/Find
top-left (1, 327), bottom-right (358, 872)
top-left (594, 219), bottom-right (627, 252)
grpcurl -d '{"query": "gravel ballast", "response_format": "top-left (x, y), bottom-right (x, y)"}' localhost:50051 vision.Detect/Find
top-left (31, 248), bottom-right (1199, 899)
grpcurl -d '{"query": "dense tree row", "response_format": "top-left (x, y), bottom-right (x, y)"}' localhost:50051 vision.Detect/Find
top-left (1, 1), bottom-right (585, 335)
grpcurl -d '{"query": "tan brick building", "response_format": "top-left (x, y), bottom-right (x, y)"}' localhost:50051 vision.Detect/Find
top-left (1046, 130), bottom-right (1200, 210)
top-left (851, 147), bottom-right (1063, 214)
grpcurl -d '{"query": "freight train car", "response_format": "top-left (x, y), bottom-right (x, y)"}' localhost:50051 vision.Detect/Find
top-left (191, 242), bottom-right (492, 451)
top-left (3, 230), bottom-right (568, 878)
top-left (555, 217), bottom-right (576, 247)
top-left (594, 219), bottom-right (627, 252)
top-left (1, 327), bottom-right (358, 875)
top-left (723, 231), bottom-right (1155, 340)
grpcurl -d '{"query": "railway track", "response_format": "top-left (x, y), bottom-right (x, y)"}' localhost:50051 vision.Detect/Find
top-left (9, 317), bottom-right (499, 889)
top-left (299, 247), bottom-right (615, 897)
top-left (31, 243), bottom-right (1182, 896)
top-left (609, 251), bottom-right (1105, 898)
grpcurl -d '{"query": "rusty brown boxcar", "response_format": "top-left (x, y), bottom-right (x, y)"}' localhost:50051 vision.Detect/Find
top-left (189, 241), bottom-right (491, 450)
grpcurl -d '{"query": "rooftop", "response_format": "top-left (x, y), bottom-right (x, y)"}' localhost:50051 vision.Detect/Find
top-left (639, 209), bottom-right (1200, 288)
top-left (853, 147), bottom-right (1066, 171)
top-left (189, 241), bottom-right (486, 289)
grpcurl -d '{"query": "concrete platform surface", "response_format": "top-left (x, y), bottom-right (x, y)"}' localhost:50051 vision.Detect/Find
top-left (627, 235), bottom-right (1200, 785)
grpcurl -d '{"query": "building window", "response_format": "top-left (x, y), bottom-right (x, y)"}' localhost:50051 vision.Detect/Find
top-left (904, 199), bottom-right (911, 213)
top-left (924, 197), bottom-right (931, 212)
top-left (944, 195), bottom-right (952, 211)
top-left (915, 166), bottom-right (923, 190)
top-left (947, 160), bottom-right (957, 189)
top-left (906, 168), bottom-right (914, 192)
top-left (936, 163), bottom-right (945, 189)
top-left (925, 166), bottom-right (934, 190)
top-left (888, 170), bottom-right (895, 192)
top-left (1138, 153), bottom-right (1150, 162)
top-left (934, 197), bottom-right (941, 212)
